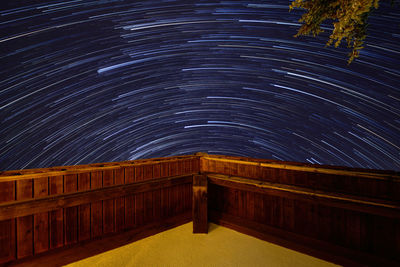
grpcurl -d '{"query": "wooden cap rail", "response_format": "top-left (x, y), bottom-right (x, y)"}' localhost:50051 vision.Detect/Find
top-left (202, 155), bottom-right (400, 181)
top-left (1, 153), bottom-right (398, 181)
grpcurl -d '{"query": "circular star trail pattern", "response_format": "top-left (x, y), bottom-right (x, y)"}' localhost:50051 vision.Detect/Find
top-left (0, 0), bottom-right (399, 171)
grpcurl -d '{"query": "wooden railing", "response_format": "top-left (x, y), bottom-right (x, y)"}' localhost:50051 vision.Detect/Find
top-left (201, 154), bottom-right (400, 266)
top-left (0, 155), bottom-right (199, 264)
top-left (1, 153), bottom-right (399, 266)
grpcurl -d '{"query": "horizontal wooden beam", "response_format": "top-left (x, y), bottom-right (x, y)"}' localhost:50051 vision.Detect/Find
top-left (207, 174), bottom-right (400, 218)
top-left (203, 156), bottom-right (400, 181)
top-left (0, 175), bottom-right (192, 220)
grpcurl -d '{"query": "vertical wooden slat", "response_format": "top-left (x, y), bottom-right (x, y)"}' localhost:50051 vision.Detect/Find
top-left (64, 174), bottom-right (78, 245)
top-left (160, 162), bottom-right (169, 178)
top-left (345, 210), bottom-right (361, 250)
top-left (177, 160), bottom-right (184, 176)
top-left (193, 174), bottom-right (208, 233)
top-left (294, 200), bottom-right (308, 236)
top-left (49, 175), bottom-right (63, 249)
top-left (317, 205), bottom-right (332, 242)
top-left (33, 177), bottom-right (49, 254)
top-left (160, 162), bottom-right (169, 219)
top-left (183, 159), bottom-right (191, 175)
top-left (114, 168), bottom-right (125, 232)
top-left (78, 173), bottom-right (91, 242)
top-left (0, 181), bottom-right (15, 264)
top-left (169, 161), bottom-right (178, 176)
top-left (153, 163), bottom-right (161, 179)
top-left (125, 167), bottom-right (135, 229)
top-left (246, 191), bottom-right (255, 220)
top-left (283, 198), bottom-right (295, 232)
top-left (135, 166), bottom-right (144, 226)
top-left (153, 189), bottom-right (161, 222)
top-left (253, 192), bottom-right (264, 224)
top-left (91, 171), bottom-right (103, 238)
top-left (16, 179), bottom-right (33, 258)
top-left (237, 190), bottom-right (246, 218)
top-left (103, 170), bottom-right (115, 234)
top-left (143, 165), bottom-right (153, 224)
top-left (143, 164), bottom-right (153, 181)
top-left (192, 157), bottom-right (200, 173)
top-left (161, 186), bottom-right (169, 219)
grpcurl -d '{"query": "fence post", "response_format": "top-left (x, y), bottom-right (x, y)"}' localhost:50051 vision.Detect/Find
top-left (192, 174), bottom-right (208, 233)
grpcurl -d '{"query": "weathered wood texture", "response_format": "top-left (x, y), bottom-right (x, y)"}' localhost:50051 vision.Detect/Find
top-left (0, 156), bottom-right (198, 264)
top-left (204, 155), bottom-right (400, 266)
top-left (193, 174), bottom-right (208, 233)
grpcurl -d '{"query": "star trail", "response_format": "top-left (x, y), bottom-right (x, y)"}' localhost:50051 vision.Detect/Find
top-left (0, 0), bottom-right (399, 171)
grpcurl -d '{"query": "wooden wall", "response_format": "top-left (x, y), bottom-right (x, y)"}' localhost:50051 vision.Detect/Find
top-left (0, 155), bottom-right (199, 264)
top-left (202, 154), bottom-right (400, 265)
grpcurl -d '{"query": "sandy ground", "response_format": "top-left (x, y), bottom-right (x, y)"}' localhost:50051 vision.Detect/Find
top-left (65, 222), bottom-right (340, 267)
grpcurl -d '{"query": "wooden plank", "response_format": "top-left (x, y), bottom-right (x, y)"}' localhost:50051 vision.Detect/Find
top-left (203, 156), bottom-right (399, 180)
top-left (33, 177), bottom-right (49, 254)
top-left (169, 161), bottom-right (178, 176)
top-left (135, 166), bottom-right (144, 226)
top-left (114, 168), bottom-right (125, 232)
top-left (178, 160), bottom-right (185, 176)
top-left (246, 191), bottom-right (255, 220)
top-left (253, 192), bottom-right (265, 224)
top-left (0, 175), bottom-right (193, 221)
top-left (153, 163), bottom-right (161, 179)
top-left (0, 155), bottom-right (199, 181)
top-left (49, 175), bottom-right (63, 249)
top-left (90, 171), bottom-right (102, 238)
top-left (103, 170), bottom-right (115, 234)
top-left (64, 174), bottom-right (78, 245)
top-left (160, 163), bottom-right (169, 219)
top-left (0, 181), bottom-right (15, 264)
top-left (143, 164), bottom-right (153, 180)
top-left (183, 159), bottom-right (192, 175)
top-left (237, 190), bottom-right (246, 218)
top-left (143, 166), bottom-right (154, 224)
top-left (160, 162), bottom-right (169, 178)
top-left (193, 174), bottom-right (208, 233)
top-left (283, 198), bottom-right (295, 232)
top-left (144, 190), bottom-right (154, 224)
top-left (153, 189), bottom-right (161, 222)
top-left (16, 179), bottom-right (33, 259)
top-left (78, 173), bottom-right (91, 242)
top-left (124, 167), bottom-right (135, 229)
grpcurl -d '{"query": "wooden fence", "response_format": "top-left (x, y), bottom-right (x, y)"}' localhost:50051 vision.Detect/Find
top-left (1, 153), bottom-right (399, 266)
top-left (0, 155), bottom-right (199, 264)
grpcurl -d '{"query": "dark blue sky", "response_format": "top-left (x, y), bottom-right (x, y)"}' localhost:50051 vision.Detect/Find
top-left (1, 0), bottom-right (399, 171)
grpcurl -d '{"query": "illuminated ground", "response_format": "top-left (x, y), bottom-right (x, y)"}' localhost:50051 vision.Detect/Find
top-left (66, 223), bottom-right (339, 267)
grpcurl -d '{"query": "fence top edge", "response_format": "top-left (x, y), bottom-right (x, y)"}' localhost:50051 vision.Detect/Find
top-left (0, 154), bottom-right (199, 181)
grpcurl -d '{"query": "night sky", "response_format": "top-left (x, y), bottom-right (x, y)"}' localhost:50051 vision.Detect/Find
top-left (0, 0), bottom-right (399, 171)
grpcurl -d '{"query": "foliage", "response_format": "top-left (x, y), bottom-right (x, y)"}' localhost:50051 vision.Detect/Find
top-left (289, 0), bottom-right (380, 64)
